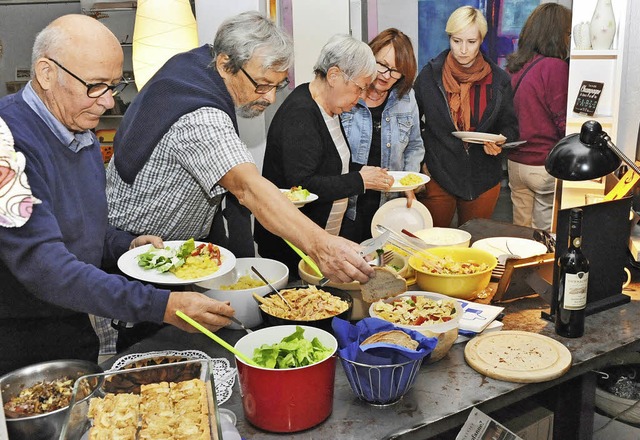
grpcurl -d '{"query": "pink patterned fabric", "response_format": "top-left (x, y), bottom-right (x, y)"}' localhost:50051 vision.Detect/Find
top-left (0, 116), bottom-right (40, 227)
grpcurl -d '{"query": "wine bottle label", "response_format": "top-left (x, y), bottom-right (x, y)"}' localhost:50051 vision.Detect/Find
top-left (563, 272), bottom-right (588, 310)
top-left (572, 237), bottom-right (581, 247)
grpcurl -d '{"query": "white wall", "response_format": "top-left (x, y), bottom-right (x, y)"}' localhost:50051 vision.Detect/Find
top-left (0, 3), bottom-right (80, 97)
top-left (617, 0), bottom-right (640, 160)
top-left (194, 0), bottom-right (269, 172)
top-left (290, 0), bottom-right (351, 86)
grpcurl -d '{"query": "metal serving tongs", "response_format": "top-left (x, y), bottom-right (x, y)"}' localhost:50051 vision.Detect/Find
top-left (251, 265), bottom-right (293, 309)
top-left (374, 224), bottom-right (444, 270)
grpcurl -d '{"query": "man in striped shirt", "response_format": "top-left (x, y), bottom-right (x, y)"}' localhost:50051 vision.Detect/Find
top-left (106, 11), bottom-right (374, 285)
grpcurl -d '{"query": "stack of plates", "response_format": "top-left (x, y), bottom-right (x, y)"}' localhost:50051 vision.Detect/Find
top-left (471, 237), bottom-right (549, 279)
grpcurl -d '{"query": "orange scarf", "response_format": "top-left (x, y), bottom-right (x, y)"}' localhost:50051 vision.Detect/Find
top-left (442, 51), bottom-right (492, 131)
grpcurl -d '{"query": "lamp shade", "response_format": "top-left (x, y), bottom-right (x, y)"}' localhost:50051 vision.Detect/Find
top-left (132, 0), bottom-right (199, 90)
top-left (545, 120), bottom-right (621, 181)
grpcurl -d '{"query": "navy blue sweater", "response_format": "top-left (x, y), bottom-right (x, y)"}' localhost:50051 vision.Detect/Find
top-left (0, 91), bottom-right (169, 324)
top-left (114, 45), bottom-right (237, 184)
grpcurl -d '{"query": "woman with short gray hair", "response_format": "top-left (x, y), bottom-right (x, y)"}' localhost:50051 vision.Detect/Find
top-left (255, 34), bottom-right (393, 275)
top-left (313, 34), bottom-right (377, 80)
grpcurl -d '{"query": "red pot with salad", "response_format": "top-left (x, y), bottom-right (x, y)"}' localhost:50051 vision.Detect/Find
top-left (234, 325), bottom-right (338, 433)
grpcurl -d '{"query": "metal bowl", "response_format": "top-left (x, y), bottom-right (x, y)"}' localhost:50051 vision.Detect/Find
top-left (0, 359), bottom-right (103, 440)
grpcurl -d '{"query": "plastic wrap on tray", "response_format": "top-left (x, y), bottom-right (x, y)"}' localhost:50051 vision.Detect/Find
top-left (58, 360), bottom-right (222, 440)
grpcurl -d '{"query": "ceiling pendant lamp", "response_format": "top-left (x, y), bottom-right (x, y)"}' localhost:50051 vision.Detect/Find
top-left (132, 0), bottom-right (199, 90)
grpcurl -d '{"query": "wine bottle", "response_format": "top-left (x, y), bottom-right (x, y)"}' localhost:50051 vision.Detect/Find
top-left (555, 208), bottom-right (589, 337)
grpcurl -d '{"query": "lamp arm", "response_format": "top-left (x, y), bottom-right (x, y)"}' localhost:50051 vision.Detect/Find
top-left (602, 134), bottom-right (640, 176)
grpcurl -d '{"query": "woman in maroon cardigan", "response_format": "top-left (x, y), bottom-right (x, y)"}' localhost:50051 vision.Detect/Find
top-left (506, 3), bottom-right (571, 231)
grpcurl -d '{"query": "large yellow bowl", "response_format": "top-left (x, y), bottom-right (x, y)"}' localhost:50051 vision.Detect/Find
top-left (408, 247), bottom-right (497, 299)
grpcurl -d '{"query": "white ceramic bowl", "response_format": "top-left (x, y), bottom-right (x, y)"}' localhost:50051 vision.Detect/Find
top-left (368, 291), bottom-right (462, 363)
top-left (194, 257), bottom-right (289, 329)
top-left (414, 227), bottom-right (471, 248)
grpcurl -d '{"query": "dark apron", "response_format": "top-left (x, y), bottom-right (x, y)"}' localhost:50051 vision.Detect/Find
top-left (0, 313), bottom-right (99, 376)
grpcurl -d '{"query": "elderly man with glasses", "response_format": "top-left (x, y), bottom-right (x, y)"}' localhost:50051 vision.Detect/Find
top-left (106, 13), bottom-right (374, 316)
top-left (0, 14), bottom-right (243, 374)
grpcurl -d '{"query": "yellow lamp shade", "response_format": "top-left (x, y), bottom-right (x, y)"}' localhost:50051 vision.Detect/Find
top-left (132, 0), bottom-right (199, 90)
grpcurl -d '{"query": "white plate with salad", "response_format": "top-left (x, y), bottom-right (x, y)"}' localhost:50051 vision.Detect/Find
top-left (117, 239), bottom-right (236, 285)
top-left (280, 187), bottom-right (318, 208)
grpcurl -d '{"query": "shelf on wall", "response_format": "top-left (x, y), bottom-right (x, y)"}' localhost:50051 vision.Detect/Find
top-left (567, 114), bottom-right (614, 125)
top-left (570, 49), bottom-right (618, 59)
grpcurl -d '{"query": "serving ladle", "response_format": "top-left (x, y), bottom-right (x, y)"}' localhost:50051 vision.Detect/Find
top-left (251, 265), bottom-right (293, 309)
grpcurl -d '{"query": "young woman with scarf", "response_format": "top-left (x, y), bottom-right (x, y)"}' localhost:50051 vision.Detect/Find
top-left (414, 6), bottom-right (519, 228)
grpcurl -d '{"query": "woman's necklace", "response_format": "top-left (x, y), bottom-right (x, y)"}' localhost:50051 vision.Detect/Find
top-left (366, 89), bottom-right (388, 105)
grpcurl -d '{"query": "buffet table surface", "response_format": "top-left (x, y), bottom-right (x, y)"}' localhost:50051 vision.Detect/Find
top-left (103, 277), bottom-right (640, 440)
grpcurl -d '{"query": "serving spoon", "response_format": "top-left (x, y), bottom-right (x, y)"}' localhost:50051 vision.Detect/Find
top-left (228, 316), bottom-right (252, 334)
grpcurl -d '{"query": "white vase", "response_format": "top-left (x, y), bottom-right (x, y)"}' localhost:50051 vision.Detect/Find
top-left (573, 22), bottom-right (592, 50)
top-left (589, 0), bottom-right (616, 50)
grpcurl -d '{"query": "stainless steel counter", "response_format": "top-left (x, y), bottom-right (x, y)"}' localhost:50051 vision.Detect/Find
top-left (104, 282), bottom-right (640, 440)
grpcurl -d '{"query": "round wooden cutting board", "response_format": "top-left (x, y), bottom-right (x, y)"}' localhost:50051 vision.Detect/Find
top-left (464, 330), bottom-right (572, 383)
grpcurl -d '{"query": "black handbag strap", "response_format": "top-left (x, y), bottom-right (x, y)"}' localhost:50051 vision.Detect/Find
top-left (513, 56), bottom-right (545, 95)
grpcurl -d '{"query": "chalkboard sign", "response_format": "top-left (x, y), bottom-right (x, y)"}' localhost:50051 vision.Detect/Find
top-left (573, 81), bottom-right (604, 116)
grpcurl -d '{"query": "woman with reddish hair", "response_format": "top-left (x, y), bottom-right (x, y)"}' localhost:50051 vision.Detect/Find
top-left (341, 28), bottom-right (424, 243)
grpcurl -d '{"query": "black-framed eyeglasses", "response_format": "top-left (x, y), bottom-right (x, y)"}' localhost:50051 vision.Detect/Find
top-left (239, 67), bottom-right (289, 94)
top-left (376, 61), bottom-right (403, 79)
top-left (47, 58), bottom-right (128, 98)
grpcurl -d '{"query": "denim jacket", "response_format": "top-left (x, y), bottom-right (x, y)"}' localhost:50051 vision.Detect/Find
top-left (340, 88), bottom-right (424, 220)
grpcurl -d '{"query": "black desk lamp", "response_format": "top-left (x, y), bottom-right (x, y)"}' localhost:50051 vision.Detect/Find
top-left (545, 119), bottom-right (640, 180)
top-left (542, 120), bottom-right (632, 318)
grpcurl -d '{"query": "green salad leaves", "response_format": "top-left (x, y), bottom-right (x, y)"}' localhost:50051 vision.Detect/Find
top-left (252, 326), bottom-right (334, 369)
top-left (136, 238), bottom-right (196, 273)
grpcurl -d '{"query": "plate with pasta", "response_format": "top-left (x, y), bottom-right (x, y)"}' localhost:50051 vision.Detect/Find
top-left (386, 171), bottom-right (430, 192)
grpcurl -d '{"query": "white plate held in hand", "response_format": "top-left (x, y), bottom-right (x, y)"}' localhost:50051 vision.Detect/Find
top-left (385, 171), bottom-right (430, 192)
top-left (280, 189), bottom-right (319, 208)
top-left (452, 131), bottom-right (507, 144)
